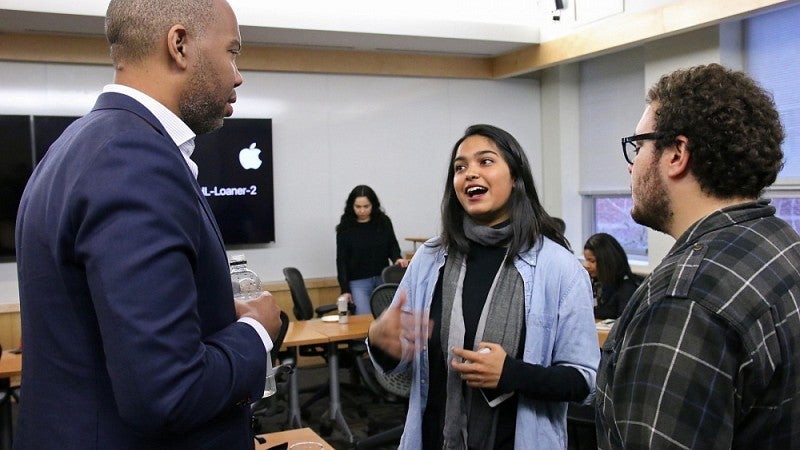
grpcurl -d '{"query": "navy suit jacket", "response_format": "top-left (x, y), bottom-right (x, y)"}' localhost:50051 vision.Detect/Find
top-left (15, 93), bottom-right (266, 449)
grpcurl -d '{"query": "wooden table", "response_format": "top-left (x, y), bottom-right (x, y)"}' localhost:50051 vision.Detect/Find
top-left (304, 314), bottom-right (373, 444)
top-left (0, 351), bottom-right (21, 379)
top-left (305, 314), bottom-right (372, 342)
top-left (597, 327), bottom-right (610, 347)
top-left (255, 427), bottom-right (334, 450)
top-left (595, 320), bottom-right (614, 348)
top-left (278, 323), bottom-right (330, 428)
top-left (280, 315), bottom-right (373, 444)
top-left (404, 237), bottom-right (429, 250)
top-left (281, 321), bottom-right (330, 350)
top-left (404, 237), bottom-right (429, 258)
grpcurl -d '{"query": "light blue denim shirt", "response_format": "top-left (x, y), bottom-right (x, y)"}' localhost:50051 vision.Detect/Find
top-left (368, 236), bottom-right (600, 449)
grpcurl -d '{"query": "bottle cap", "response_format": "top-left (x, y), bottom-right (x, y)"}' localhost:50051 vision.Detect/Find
top-left (229, 254), bottom-right (247, 265)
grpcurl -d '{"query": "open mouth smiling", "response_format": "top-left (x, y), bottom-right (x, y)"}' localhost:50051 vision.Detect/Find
top-left (466, 186), bottom-right (488, 197)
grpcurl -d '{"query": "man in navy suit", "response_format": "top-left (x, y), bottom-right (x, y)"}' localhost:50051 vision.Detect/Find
top-left (14, 0), bottom-right (282, 448)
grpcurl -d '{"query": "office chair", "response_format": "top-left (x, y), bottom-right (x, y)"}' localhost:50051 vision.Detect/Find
top-left (355, 283), bottom-right (412, 449)
top-left (380, 263), bottom-right (406, 284)
top-left (282, 267), bottom-right (377, 433)
top-left (251, 311), bottom-right (293, 435)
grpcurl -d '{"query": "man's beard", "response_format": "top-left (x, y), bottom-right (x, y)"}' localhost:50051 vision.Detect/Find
top-left (630, 159), bottom-right (672, 234)
top-left (180, 56), bottom-right (227, 135)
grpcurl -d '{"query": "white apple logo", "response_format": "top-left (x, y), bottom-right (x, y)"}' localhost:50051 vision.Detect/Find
top-left (239, 142), bottom-right (262, 170)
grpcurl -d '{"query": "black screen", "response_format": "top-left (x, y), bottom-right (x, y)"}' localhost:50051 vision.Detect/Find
top-left (193, 118), bottom-right (275, 245)
top-left (0, 115), bottom-right (34, 260)
top-left (33, 115), bottom-right (80, 163)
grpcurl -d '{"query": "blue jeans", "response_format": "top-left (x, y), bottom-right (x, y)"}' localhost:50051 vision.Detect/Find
top-left (349, 275), bottom-right (383, 315)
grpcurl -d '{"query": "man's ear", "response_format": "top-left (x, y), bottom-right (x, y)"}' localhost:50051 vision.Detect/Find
top-left (664, 135), bottom-right (691, 178)
top-left (167, 25), bottom-right (189, 69)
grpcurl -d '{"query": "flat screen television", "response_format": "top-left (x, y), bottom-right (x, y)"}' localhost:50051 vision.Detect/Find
top-left (0, 115), bottom-right (34, 260)
top-left (192, 118), bottom-right (275, 245)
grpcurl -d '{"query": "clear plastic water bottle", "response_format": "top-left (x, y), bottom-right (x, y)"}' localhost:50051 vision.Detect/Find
top-left (229, 254), bottom-right (262, 301)
top-left (229, 254), bottom-right (276, 397)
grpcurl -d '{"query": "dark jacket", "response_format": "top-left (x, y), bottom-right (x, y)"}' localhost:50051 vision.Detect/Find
top-left (15, 93), bottom-right (265, 449)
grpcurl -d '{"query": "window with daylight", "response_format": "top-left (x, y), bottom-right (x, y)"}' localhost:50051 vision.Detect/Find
top-left (771, 197), bottom-right (800, 234)
top-left (746, 4), bottom-right (800, 234)
top-left (590, 195), bottom-right (648, 258)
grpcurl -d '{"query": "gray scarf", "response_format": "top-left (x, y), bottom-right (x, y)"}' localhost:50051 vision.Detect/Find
top-left (440, 217), bottom-right (525, 449)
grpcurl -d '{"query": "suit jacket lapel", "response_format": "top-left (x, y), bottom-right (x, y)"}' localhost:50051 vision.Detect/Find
top-left (92, 92), bottom-right (228, 254)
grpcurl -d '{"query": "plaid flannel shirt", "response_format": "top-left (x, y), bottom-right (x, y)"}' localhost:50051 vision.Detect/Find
top-left (596, 200), bottom-right (800, 449)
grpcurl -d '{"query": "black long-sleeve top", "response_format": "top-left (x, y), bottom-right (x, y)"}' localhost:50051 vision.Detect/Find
top-left (336, 218), bottom-right (401, 294)
top-left (593, 274), bottom-right (640, 320)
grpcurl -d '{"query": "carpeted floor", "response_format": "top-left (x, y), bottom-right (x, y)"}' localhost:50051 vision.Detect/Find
top-left (252, 359), bottom-right (406, 450)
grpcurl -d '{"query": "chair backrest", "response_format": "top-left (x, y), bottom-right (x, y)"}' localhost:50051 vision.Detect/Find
top-left (283, 267), bottom-right (314, 321)
top-left (272, 310), bottom-right (291, 352)
top-left (370, 283), bottom-right (399, 319)
top-left (368, 282), bottom-right (412, 396)
top-left (367, 283), bottom-right (411, 398)
top-left (374, 367), bottom-right (412, 398)
top-left (381, 264), bottom-right (406, 284)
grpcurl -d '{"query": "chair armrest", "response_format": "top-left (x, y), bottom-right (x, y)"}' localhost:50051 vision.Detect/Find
top-left (315, 304), bottom-right (338, 316)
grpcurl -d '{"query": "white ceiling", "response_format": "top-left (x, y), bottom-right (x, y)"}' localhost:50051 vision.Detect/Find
top-left (0, 0), bottom-right (653, 57)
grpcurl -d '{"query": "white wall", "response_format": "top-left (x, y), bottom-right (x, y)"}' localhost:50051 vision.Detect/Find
top-left (0, 61), bottom-right (541, 303)
top-left (540, 64), bottom-right (582, 250)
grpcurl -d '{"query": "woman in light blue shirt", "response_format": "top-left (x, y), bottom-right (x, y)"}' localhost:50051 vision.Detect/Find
top-left (367, 124), bottom-right (600, 449)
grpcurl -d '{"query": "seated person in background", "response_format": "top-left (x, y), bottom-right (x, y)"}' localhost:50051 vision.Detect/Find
top-left (583, 233), bottom-right (640, 320)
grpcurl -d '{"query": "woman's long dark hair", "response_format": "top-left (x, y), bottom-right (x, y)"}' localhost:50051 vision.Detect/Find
top-left (584, 233), bottom-right (633, 288)
top-left (336, 184), bottom-right (391, 232)
top-left (440, 124), bottom-right (569, 258)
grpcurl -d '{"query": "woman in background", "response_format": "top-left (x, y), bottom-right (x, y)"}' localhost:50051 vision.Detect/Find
top-left (367, 124), bottom-right (599, 449)
top-left (336, 185), bottom-right (408, 314)
top-left (583, 232), bottom-right (640, 320)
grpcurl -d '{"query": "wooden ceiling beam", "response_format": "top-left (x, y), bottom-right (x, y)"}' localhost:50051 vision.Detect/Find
top-left (491, 0), bottom-right (798, 78)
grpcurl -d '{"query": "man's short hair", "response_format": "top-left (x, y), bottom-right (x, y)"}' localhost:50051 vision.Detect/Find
top-left (105, 0), bottom-right (215, 65)
top-left (646, 63), bottom-right (785, 199)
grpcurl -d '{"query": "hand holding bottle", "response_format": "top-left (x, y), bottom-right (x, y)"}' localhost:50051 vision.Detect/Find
top-left (234, 291), bottom-right (282, 343)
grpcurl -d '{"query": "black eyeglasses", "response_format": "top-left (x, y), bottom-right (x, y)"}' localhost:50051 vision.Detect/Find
top-left (621, 133), bottom-right (658, 165)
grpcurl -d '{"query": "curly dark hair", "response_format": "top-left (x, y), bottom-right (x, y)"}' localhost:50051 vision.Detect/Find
top-left (441, 124), bottom-right (570, 258)
top-left (646, 63), bottom-right (785, 199)
top-left (336, 185), bottom-right (391, 232)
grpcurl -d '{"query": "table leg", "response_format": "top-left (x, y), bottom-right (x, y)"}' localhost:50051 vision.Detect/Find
top-left (286, 363), bottom-right (303, 429)
top-left (322, 343), bottom-right (354, 443)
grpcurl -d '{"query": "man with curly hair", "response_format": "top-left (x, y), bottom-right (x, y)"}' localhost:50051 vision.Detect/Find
top-left (596, 63), bottom-right (800, 449)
